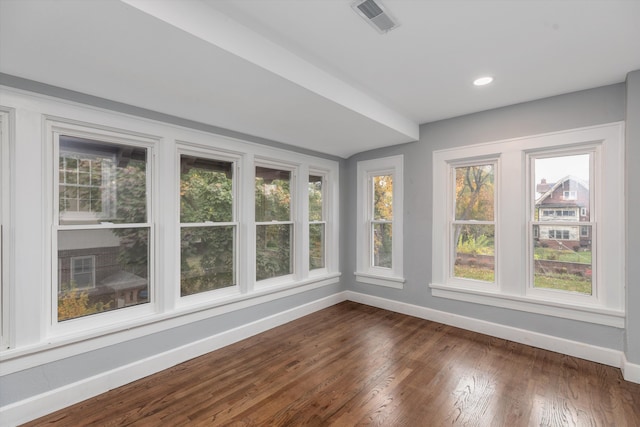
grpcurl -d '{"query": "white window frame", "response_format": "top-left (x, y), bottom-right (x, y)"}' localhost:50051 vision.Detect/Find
top-left (254, 159), bottom-right (298, 287)
top-left (563, 190), bottom-right (578, 200)
top-left (308, 170), bottom-right (329, 276)
top-left (0, 108), bottom-right (12, 349)
top-left (46, 119), bottom-right (157, 337)
top-left (431, 123), bottom-right (624, 327)
top-left (448, 158), bottom-right (499, 293)
top-left (355, 155), bottom-right (404, 288)
top-left (175, 145), bottom-right (242, 303)
top-left (527, 146), bottom-right (597, 306)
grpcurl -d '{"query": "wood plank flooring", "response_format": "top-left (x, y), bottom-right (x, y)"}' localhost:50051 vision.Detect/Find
top-left (24, 301), bottom-right (640, 426)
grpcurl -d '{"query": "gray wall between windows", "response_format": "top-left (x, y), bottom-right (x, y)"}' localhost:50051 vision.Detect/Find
top-left (344, 82), bottom-right (630, 352)
top-left (625, 70), bottom-right (640, 364)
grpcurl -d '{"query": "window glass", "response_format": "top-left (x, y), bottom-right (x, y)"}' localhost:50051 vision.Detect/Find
top-left (59, 136), bottom-right (146, 225)
top-left (309, 175), bottom-right (325, 270)
top-left (255, 167), bottom-right (290, 222)
top-left (371, 174), bottom-right (393, 268)
top-left (256, 166), bottom-right (292, 280)
top-left (452, 164), bottom-right (495, 282)
top-left (56, 135), bottom-right (150, 322)
top-left (256, 224), bottom-right (292, 281)
top-left (533, 154), bottom-right (592, 295)
top-left (57, 228), bottom-right (149, 321)
top-left (373, 175), bottom-right (393, 220)
top-left (180, 155), bottom-right (236, 296)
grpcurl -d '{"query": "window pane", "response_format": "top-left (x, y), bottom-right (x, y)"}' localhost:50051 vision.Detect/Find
top-left (533, 226), bottom-right (592, 295)
top-left (455, 164), bottom-right (494, 221)
top-left (180, 156), bottom-right (233, 223)
top-left (255, 167), bottom-right (291, 222)
top-left (181, 226), bottom-right (235, 296)
top-left (373, 222), bottom-right (392, 268)
top-left (453, 224), bottom-right (495, 282)
top-left (533, 153), bottom-right (592, 295)
top-left (373, 175), bottom-right (393, 220)
top-left (309, 223), bottom-right (325, 270)
top-left (256, 224), bottom-right (292, 280)
top-left (534, 154), bottom-right (590, 221)
top-left (59, 136), bottom-right (147, 225)
top-left (309, 175), bottom-right (323, 221)
top-left (57, 228), bottom-right (149, 321)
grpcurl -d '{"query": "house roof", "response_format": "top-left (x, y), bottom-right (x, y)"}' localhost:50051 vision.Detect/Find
top-left (535, 175), bottom-right (589, 205)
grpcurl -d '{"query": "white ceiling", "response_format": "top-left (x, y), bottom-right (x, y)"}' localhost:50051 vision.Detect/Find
top-left (1, 0), bottom-right (639, 158)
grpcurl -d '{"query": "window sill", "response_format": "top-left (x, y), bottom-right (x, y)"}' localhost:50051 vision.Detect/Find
top-left (355, 272), bottom-right (405, 289)
top-left (429, 282), bottom-right (624, 328)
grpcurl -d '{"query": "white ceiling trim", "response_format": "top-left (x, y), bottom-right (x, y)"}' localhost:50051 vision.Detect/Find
top-left (120, 0), bottom-right (419, 142)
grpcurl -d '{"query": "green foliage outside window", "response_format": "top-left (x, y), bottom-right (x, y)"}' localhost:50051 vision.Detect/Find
top-left (180, 158), bottom-right (235, 296)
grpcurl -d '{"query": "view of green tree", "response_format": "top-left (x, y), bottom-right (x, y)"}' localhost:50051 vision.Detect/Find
top-left (372, 175), bottom-right (393, 268)
top-left (453, 165), bottom-right (495, 281)
top-left (256, 167), bottom-right (292, 280)
top-left (309, 176), bottom-right (324, 270)
top-left (180, 159), bottom-right (235, 296)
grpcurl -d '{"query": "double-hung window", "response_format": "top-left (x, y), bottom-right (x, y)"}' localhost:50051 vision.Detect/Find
top-left (308, 173), bottom-right (326, 271)
top-left (431, 123), bottom-right (624, 327)
top-left (179, 153), bottom-right (237, 297)
top-left (529, 150), bottom-right (594, 299)
top-left (53, 130), bottom-right (153, 324)
top-left (451, 162), bottom-right (496, 286)
top-left (355, 155), bottom-right (404, 288)
top-left (255, 165), bottom-right (294, 282)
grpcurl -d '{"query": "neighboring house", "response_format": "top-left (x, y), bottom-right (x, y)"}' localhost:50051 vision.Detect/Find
top-left (535, 176), bottom-right (590, 250)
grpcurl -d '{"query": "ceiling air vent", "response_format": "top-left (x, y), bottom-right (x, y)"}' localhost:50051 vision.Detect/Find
top-left (352, 0), bottom-right (399, 34)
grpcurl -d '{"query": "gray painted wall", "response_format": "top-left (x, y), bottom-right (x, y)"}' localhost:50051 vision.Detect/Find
top-left (625, 70), bottom-right (640, 364)
top-left (344, 83), bottom-right (629, 351)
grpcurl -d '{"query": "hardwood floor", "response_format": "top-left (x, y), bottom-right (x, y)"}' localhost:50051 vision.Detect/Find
top-left (25, 301), bottom-right (640, 426)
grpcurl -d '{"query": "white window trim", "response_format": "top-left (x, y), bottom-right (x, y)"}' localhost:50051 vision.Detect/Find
top-left (308, 169), bottom-right (330, 277)
top-left (45, 119), bottom-right (159, 338)
top-left (355, 155), bottom-right (405, 288)
top-left (0, 108), bottom-right (13, 350)
top-left (175, 144), bottom-right (243, 305)
top-left (430, 123), bottom-right (625, 328)
top-left (447, 158), bottom-right (499, 293)
top-left (254, 159), bottom-right (299, 287)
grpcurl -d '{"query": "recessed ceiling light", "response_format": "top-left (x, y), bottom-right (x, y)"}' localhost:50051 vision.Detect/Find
top-left (473, 76), bottom-right (494, 86)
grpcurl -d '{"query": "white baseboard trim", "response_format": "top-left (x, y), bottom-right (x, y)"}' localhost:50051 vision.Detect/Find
top-left (622, 354), bottom-right (640, 383)
top-left (2, 290), bottom-right (636, 426)
top-left (0, 292), bottom-right (348, 427)
top-left (346, 291), bottom-right (631, 376)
